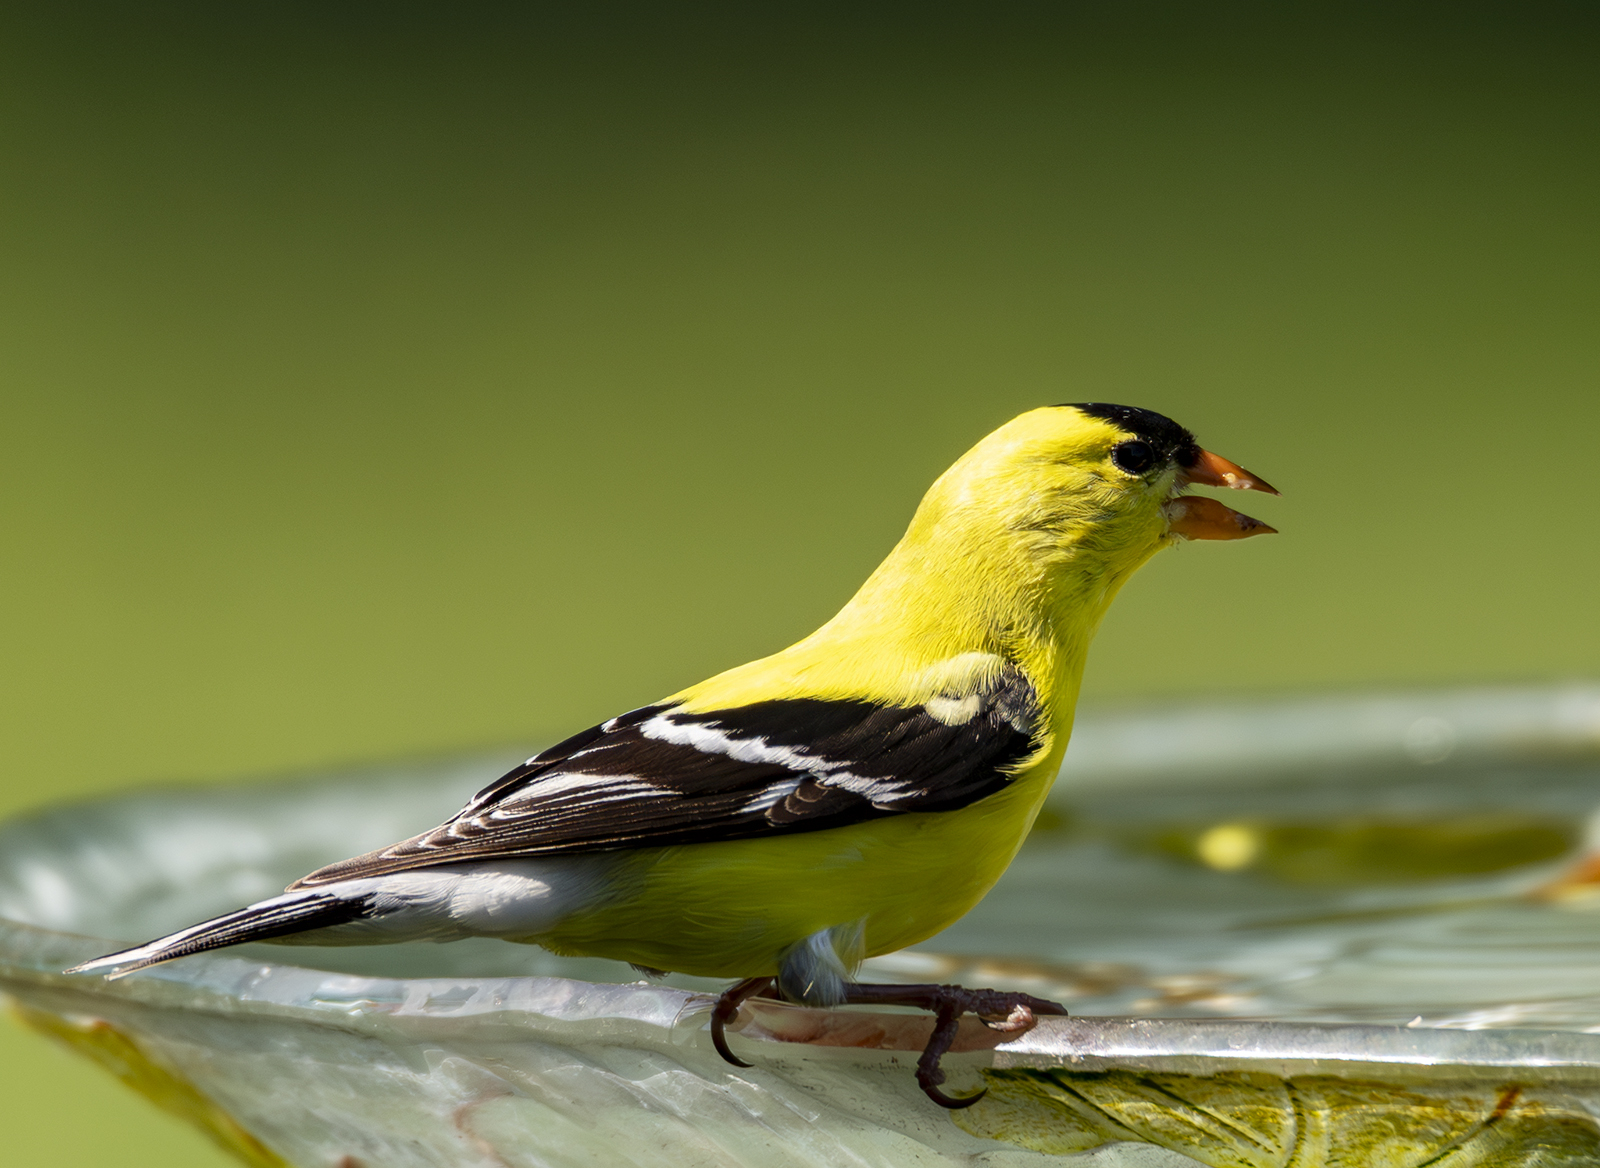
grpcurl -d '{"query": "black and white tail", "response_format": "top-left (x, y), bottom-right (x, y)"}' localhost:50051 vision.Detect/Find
top-left (65, 890), bottom-right (370, 979)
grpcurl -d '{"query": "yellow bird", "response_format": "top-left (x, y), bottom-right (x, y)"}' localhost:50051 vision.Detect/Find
top-left (71, 403), bottom-right (1276, 1106)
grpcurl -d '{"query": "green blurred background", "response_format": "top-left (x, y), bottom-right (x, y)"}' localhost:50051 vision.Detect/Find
top-left (1, 3), bottom-right (1595, 1163)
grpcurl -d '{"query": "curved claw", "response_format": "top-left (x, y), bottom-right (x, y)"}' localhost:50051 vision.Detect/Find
top-left (979, 1003), bottom-right (1036, 1034)
top-left (924, 1084), bottom-right (988, 1110)
top-left (710, 976), bottom-right (773, 1069)
top-left (711, 1012), bottom-right (753, 1068)
top-left (914, 999), bottom-right (972, 1108)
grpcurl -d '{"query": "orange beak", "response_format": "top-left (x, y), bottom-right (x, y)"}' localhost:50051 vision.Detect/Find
top-left (1183, 449), bottom-right (1279, 495)
top-left (1166, 449), bottom-right (1279, 541)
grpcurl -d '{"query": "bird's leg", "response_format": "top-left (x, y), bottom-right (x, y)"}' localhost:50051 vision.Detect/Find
top-left (836, 982), bottom-right (1068, 1109)
top-left (710, 975), bottom-right (775, 1068)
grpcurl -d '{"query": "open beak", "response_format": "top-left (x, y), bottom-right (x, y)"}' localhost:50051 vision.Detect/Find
top-left (1166, 449), bottom-right (1279, 541)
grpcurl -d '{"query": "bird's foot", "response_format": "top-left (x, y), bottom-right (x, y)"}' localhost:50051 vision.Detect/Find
top-left (709, 976), bottom-right (775, 1068)
top-left (708, 977), bottom-right (1065, 1108)
top-left (837, 982), bottom-right (1068, 1109)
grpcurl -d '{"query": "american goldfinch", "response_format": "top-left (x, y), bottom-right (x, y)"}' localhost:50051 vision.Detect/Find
top-left (70, 403), bottom-right (1276, 1106)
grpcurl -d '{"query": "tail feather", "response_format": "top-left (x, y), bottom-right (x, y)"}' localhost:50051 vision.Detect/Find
top-left (65, 891), bottom-right (370, 979)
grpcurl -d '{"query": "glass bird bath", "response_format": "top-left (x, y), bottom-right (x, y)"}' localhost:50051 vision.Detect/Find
top-left (7, 687), bottom-right (1600, 1167)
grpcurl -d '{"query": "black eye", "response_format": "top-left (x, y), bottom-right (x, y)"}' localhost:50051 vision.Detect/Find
top-left (1111, 440), bottom-right (1157, 475)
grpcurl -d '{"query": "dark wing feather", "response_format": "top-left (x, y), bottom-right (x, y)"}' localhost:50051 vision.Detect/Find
top-left (293, 666), bottom-right (1040, 887)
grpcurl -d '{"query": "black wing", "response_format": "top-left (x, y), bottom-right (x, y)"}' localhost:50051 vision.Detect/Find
top-left (294, 664), bottom-right (1040, 887)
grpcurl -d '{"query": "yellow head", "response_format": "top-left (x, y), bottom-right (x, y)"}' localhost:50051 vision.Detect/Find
top-left (856, 403), bottom-right (1275, 632)
top-left (683, 403), bottom-right (1275, 713)
top-left (910, 402), bottom-right (1273, 586)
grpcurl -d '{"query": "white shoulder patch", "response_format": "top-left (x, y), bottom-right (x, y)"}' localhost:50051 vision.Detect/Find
top-left (912, 651), bottom-right (1010, 698)
top-left (924, 693), bottom-right (984, 725)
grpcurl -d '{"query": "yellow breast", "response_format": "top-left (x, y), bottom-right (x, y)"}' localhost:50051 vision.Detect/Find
top-left (535, 748), bottom-right (1064, 978)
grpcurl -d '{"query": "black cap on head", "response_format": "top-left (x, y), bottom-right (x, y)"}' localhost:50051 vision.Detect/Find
top-left (1057, 402), bottom-right (1200, 468)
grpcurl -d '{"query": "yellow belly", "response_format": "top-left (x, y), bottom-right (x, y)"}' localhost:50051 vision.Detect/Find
top-left (534, 761), bottom-right (1058, 978)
